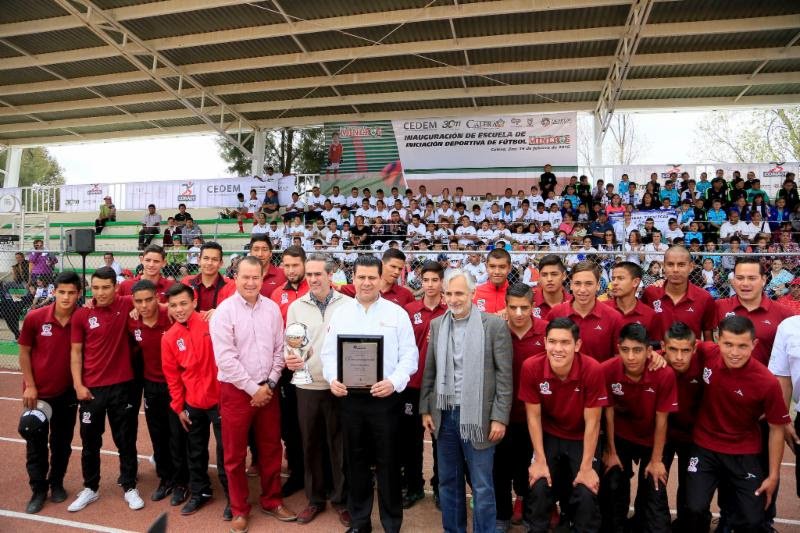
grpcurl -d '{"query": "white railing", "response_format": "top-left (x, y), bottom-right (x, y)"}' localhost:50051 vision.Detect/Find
top-left (1, 164), bottom-right (796, 214)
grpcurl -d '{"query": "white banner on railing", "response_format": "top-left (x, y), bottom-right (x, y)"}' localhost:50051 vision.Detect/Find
top-left (123, 176), bottom-right (296, 210)
top-left (59, 183), bottom-right (111, 212)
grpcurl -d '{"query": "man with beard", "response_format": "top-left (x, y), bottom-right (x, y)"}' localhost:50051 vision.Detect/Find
top-left (339, 247), bottom-right (414, 307)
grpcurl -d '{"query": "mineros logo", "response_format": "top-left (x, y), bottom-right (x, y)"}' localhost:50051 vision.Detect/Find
top-left (702, 367), bottom-right (712, 384)
top-left (178, 181), bottom-right (197, 202)
top-left (88, 317), bottom-right (100, 329)
top-left (177, 338), bottom-right (186, 352)
top-left (652, 300), bottom-right (663, 313)
top-left (540, 117), bottom-right (550, 127)
top-left (539, 382), bottom-right (552, 395)
top-left (41, 324), bottom-right (52, 337)
top-left (688, 457), bottom-right (699, 473)
top-left (87, 184), bottom-right (103, 196)
top-left (540, 116), bottom-right (572, 127)
top-left (528, 135), bottom-right (571, 146)
top-left (82, 411), bottom-right (92, 424)
top-left (281, 293), bottom-right (289, 304)
top-left (134, 329), bottom-right (143, 342)
top-left (611, 383), bottom-right (624, 396)
top-left (341, 125), bottom-right (385, 137)
top-left (413, 312), bottom-right (423, 325)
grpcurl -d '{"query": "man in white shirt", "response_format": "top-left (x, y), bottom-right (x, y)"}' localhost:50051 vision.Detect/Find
top-left (455, 216), bottom-right (478, 247)
top-left (307, 186), bottom-right (327, 220)
top-left (719, 210), bottom-right (748, 243)
top-left (436, 201), bottom-right (455, 223)
top-left (527, 186), bottom-right (544, 207)
top-left (768, 316), bottom-right (800, 492)
top-left (470, 205), bottom-right (486, 225)
top-left (463, 253), bottom-right (488, 284)
top-left (664, 218), bottom-right (685, 244)
top-left (355, 199), bottom-right (375, 222)
top-left (407, 216), bottom-right (427, 240)
top-left (283, 193), bottom-right (306, 223)
top-left (743, 211), bottom-right (771, 241)
top-left (319, 200), bottom-right (339, 224)
top-left (483, 193), bottom-right (498, 215)
top-left (476, 221), bottom-right (496, 244)
top-left (138, 204), bottom-right (162, 250)
top-left (328, 186), bottom-right (346, 210)
top-left (643, 230), bottom-right (668, 270)
top-left (321, 255), bottom-right (417, 533)
top-left (345, 188), bottom-right (362, 210)
top-left (500, 188), bottom-right (517, 210)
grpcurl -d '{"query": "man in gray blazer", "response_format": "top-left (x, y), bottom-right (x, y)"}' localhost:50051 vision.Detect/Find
top-left (420, 268), bottom-right (513, 533)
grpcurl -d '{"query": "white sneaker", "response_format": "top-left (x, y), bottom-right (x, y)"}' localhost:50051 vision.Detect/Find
top-left (67, 488), bottom-right (99, 512)
top-left (124, 488), bottom-right (145, 510)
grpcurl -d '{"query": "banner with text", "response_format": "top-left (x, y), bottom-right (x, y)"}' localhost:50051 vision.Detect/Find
top-left (392, 112), bottom-right (577, 193)
top-left (60, 183), bottom-right (111, 212)
top-left (124, 176), bottom-right (296, 210)
top-left (320, 120), bottom-right (405, 196)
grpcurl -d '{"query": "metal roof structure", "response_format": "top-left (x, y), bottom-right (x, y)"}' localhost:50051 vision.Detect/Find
top-left (0, 0), bottom-right (798, 149)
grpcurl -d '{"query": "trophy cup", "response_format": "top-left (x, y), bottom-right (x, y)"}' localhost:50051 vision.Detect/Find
top-left (286, 323), bottom-right (313, 385)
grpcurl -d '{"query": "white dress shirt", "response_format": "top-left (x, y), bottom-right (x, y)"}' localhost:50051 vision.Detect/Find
top-left (320, 296), bottom-right (417, 392)
top-left (769, 315), bottom-right (800, 404)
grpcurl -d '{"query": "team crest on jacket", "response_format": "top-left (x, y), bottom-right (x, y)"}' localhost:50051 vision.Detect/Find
top-left (177, 338), bottom-right (186, 352)
top-left (688, 457), bottom-right (699, 473)
top-left (281, 293), bottom-right (289, 304)
top-left (611, 383), bottom-right (624, 396)
top-left (652, 300), bottom-right (662, 313)
top-left (539, 382), bottom-right (552, 395)
top-left (413, 312), bottom-right (423, 325)
top-left (532, 307), bottom-right (542, 318)
top-left (134, 329), bottom-right (143, 342)
top-left (41, 324), bottom-right (52, 337)
top-left (702, 367), bottom-right (712, 384)
top-left (88, 316), bottom-right (100, 329)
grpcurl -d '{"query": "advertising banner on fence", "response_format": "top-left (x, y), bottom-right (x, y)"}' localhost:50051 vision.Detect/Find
top-left (124, 176), bottom-right (296, 210)
top-left (320, 120), bottom-right (405, 196)
top-left (392, 112), bottom-right (578, 193)
top-left (59, 183), bottom-right (110, 212)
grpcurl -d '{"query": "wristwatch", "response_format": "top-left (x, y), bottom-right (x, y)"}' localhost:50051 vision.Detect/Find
top-left (266, 379), bottom-right (277, 390)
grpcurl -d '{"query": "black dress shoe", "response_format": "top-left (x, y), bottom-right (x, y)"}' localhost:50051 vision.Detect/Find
top-left (280, 477), bottom-right (304, 497)
top-left (50, 485), bottom-right (67, 503)
top-left (26, 492), bottom-right (47, 514)
top-left (223, 504), bottom-right (233, 521)
top-left (345, 528), bottom-right (372, 533)
top-left (402, 490), bottom-right (424, 509)
top-left (151, 481), bottom-right (173, 502)
top-left (170, 485), bottom-right (189, 506)
top-left (180, 494), bottom-right (211, 516)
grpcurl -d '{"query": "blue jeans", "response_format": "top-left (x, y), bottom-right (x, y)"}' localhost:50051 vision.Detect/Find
top-left (437, 408), bottom-right (496, 533)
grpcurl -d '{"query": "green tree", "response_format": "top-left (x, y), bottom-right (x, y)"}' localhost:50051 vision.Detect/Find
top-left (0, 147), bottom-right (65, 187)
top-left (692, 107), bottom-right (800, 162)
top-left (217, 127), bottom-right (325, 176)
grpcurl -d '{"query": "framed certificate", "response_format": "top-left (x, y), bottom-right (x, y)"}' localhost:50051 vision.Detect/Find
top-left (337, 334), bottom-right (383, 389)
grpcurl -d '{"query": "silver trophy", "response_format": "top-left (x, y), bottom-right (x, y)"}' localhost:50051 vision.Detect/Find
top-left (286, 323), bottom-right (313, 385)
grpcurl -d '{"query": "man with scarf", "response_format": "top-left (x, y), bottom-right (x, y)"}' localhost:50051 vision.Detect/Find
top-left (420, 268), bottom-right (513, 533)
